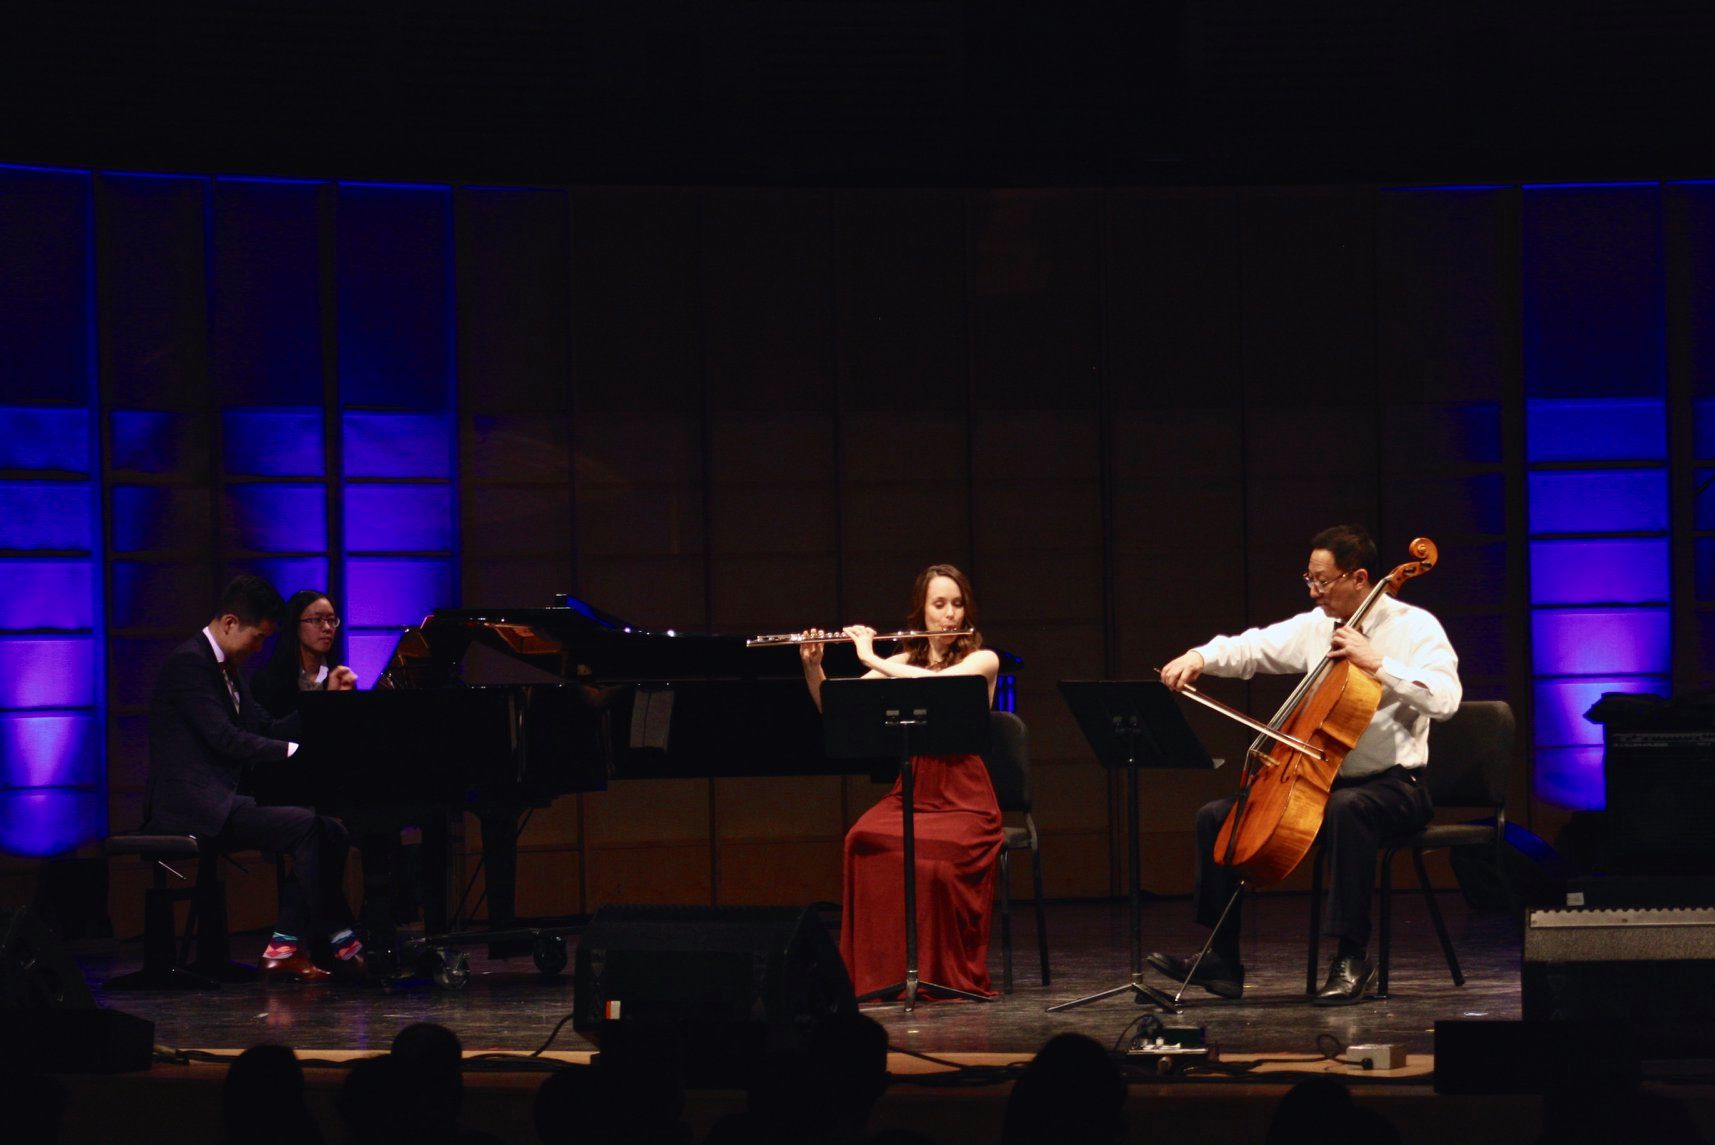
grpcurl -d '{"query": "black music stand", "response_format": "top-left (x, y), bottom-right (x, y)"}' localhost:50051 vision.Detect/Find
top-left (822, 676), bottom-right (994, 1012)
top-left (1048, 680), bottom-right (1220, 1014)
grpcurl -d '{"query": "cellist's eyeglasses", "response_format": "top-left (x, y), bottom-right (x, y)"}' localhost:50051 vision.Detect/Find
top-left (1301, 571), bottom-right (1352, 594)
top-left (300, 615), bottom-right (341, 629)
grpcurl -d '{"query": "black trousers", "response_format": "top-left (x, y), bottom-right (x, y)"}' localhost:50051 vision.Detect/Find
top-left (1193, 766), bottom-right (1432, 955)
top-left (217, 802), bottom-right (354, 941)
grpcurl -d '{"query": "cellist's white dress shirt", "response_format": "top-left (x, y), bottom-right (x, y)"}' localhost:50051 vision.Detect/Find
top-left (1191, 593), bottom-right (1462, 779)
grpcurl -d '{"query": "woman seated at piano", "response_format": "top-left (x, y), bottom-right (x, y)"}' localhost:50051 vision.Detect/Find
top-left (799, 563), bottom-right (1005, 1000)
top-left (251, 589), bottom-right (359, 719)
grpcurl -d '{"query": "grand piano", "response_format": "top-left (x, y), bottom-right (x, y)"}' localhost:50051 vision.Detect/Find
top-left (290, 597), bottom-right (1019, 980)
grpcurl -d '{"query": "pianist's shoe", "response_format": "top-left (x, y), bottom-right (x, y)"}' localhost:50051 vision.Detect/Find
top-left (327, 931), bottom-right (367, 983)
top-left (260, 942), bottom-right (332, 984)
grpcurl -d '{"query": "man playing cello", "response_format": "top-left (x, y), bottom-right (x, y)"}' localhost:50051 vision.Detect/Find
top-left (1153, 525), bottom-right (1461, 1005)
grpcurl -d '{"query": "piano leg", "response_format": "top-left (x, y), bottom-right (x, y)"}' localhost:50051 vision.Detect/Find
top-left (478, 808), bottom-right (528, 957)
top-left (358, 830), bottom-right (402, 966)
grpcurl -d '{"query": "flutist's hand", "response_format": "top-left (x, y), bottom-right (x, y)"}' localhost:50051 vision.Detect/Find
top-left (1159, 650), bottom-right (1204, 692)
top-left (798, 629), bottom-right (825, 670)
top-left (844, 624), bottom-right (879, 667)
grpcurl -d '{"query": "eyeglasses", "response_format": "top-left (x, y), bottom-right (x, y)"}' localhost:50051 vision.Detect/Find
top-left (1301, 571), bottom-right (1352, 594)
top-left (300, 615), bottom-right (341, 630)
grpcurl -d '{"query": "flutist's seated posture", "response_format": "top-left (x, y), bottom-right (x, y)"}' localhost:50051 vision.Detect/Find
top-left (800, 564), bottom-right (1004, 1000)
top-left (1152, 526), bottom-right (1461, 1006)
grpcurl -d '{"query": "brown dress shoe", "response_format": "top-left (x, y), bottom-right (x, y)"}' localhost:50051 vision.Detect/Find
top-left (260, 949), bottom-right (333, 983)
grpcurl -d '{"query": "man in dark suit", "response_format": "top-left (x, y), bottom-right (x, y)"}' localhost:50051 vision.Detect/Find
top-left (144, 575), bottom-right (363, 982)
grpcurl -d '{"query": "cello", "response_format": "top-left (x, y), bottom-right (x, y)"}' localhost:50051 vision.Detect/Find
top-left (1173, 537), bottom-right (1439, 886)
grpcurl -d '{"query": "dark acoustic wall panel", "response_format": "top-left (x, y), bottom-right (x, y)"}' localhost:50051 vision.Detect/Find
top-left (1103, 189), bottom-right (1244, 411)
top-left (569, 189), bottom-right (703, 414)
top-left (456, 187), bottom-right (574, 609)
top-left (0, 169), bottom-right (90, 404)
top-left (210, 179), bottom-right (326, 407)
top-left (702, 190), bottom-right (835, 414)
top-left (96, 174), bottom-right (209, 410)
top-left (833, 191), bottom-right (967, 413)
top-left (457, 188), bottom-right (572, 415)
top-left (968, 191), bottom-right (1101, 411)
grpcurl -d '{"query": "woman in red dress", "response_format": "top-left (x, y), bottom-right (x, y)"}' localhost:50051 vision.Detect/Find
top-left (799, 564), bottom-right (1005, 1000)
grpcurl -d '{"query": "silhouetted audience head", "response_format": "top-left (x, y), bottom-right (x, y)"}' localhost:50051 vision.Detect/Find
top-left (1267, 1079), bottom-right (1407, 1145)
top-left (533, 1030), bottom-right (691, 1145)
top-left (1266, 1079), bottom-right (1352, 1145)
top-left (223, 1044), bottom-right (324, 1145)
top-left (391, 1022), bottom-right (466, 1122)
top-left (1000, 1033), bottom-right (1126, 1145)
top-left (337, 1055), bottom-right (406, 1145)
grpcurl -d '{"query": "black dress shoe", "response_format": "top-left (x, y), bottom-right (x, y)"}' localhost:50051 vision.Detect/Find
top-left (329, 951), bottom-right (368, 983)
top-left (260, 949), bottom-right (333, 984)
top-left (1146, 951), bottom-right (1244, 999)
top-left (1312, 953), bottom-right (1376, 1006)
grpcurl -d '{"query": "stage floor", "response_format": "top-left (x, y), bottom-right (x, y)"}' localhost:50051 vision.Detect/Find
top-left (85, 892), bottom-right (1521, 1061)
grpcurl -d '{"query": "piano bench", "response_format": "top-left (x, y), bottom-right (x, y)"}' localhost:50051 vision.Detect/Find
top-left (103, 834), bottom-right (249, 991)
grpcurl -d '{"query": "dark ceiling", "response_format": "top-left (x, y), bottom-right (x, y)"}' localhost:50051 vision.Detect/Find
top-left (5, 1), bottom-right (1715, 186)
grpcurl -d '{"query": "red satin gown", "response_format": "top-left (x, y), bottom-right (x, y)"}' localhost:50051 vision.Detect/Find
top-left (840, 752), bottom-right (1005, 999)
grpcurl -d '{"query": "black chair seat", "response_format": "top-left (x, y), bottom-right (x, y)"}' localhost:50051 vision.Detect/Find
top-left (1408, 823), bottom-right (1497, 850)
top-left (1001, 825), bottom-right (1033, 851)
top-left (104, 834), bottom-right (202, 858)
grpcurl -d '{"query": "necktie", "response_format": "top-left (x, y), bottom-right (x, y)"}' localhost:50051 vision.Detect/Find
top-left (219, 660), bottom-right (240, 711)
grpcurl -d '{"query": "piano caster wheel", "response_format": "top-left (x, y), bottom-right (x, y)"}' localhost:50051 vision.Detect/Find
top-left (532, 934), bottom-right (567, 977)
top-left (432, 949), bottom-right (470, 991)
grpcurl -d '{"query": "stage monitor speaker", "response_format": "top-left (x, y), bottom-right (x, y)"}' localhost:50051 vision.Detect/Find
top-left (1522, 906), bottom-right (1715, 1060)
top-left (0, 905), bottom-right (95, 1009)
top-left (0, 907), bottom-right (155, 1072)
top-left (573, 904), bottom-right (855, 1083)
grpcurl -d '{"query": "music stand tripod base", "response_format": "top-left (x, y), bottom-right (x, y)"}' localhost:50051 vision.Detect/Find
top-left (1047, 681), bottom-right (1218, 1015)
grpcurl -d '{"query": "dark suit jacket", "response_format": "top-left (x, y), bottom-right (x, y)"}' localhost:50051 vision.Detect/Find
top-left (143, 633), bottom-right (303, 838)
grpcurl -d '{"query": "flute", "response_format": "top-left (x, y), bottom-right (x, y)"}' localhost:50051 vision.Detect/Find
top-left (746, 628), bottom-right (975, 649)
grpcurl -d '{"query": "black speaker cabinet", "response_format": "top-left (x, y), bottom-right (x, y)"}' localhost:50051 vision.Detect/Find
top-left (0, 908), bottom-right (154, 1072)
top-left (573, 905), bottom-right (855, 1082)
top-left (1522, 906), bottom-right (1715, 1059)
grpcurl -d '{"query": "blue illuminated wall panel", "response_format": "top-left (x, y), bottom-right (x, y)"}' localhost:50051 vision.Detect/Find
top-left (0, 168), bottom-right (105, 855)
top-left (1523, 184), bottom-right (1670, 810)
top-left (335, 184), bottom-right (458, 687)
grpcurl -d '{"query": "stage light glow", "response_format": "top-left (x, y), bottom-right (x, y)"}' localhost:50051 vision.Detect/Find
top-left (1534, 676), bottom-right (1669, 749)
top-left (342, 413), bottom-right (453, 478)
top-left (346, 558), bottom-right (453, 627)
top-left (0, 713), bottom-right (101, 788)
top-left (344, 485), bottom-right (452, 552)
top-left (227, 484), bottom-right (327, 553)
top-left (1530, 609), bottom-right (1669, 677)
top-left (1525, 399), bottom-right (1666, 462)
top-left (0, 789), bottom-right (104, 857)
top-left (0, 637), bottom-right (97, 708)
top-left (1529, 539), bottom-right (1669, 605)
top-left (0, 408), bottom-right (88, 471)
top-left (0, 561), bottom-right (94, 629)
top-left (223, 408), bottom-right (325, 477)
top-left (0, 482), bottom-right (93, 551)
top-left (109, 411), bottom-right (187, 474)
top-left (1527, 470), bottom-right (1667, 535)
